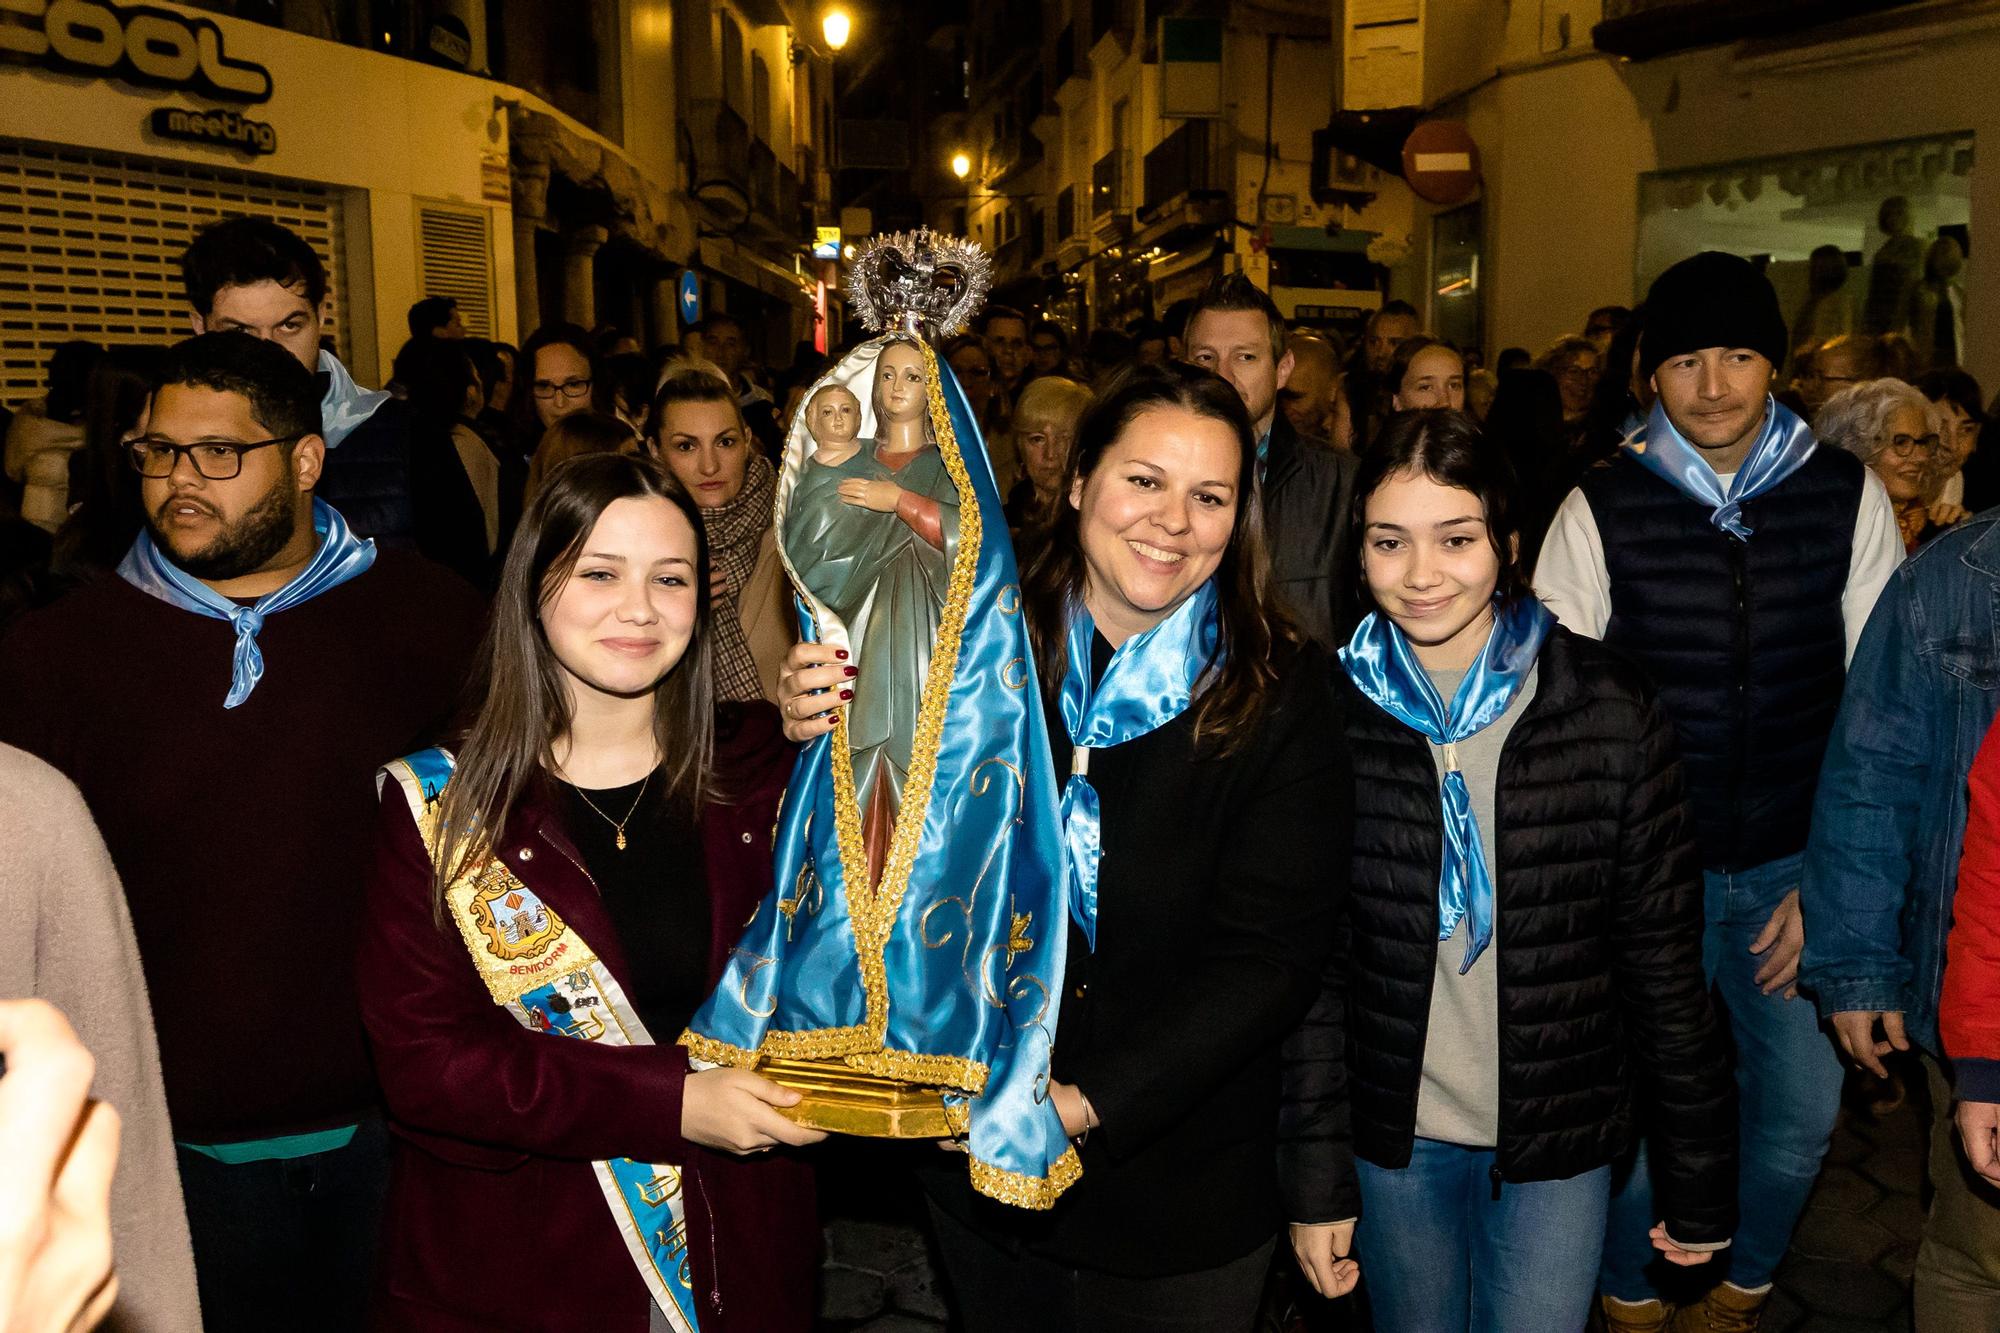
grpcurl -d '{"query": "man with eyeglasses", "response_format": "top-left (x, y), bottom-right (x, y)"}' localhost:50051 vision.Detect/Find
top-left (1535, 252), bottom-right (1903, 1332)
top-left (181, 216), bottom-right (418, 544)
top-left (0, 332), bottom-right (485, 1331)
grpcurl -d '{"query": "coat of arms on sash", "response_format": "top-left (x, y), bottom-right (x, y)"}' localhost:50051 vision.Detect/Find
top-left (681, 231), bottom-right (1079, 1208)
top-left (467, 869), bottom-right (566, 961)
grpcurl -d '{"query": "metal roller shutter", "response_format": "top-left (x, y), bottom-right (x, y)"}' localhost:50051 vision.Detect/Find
top-left (414, 201), bottom-right (494, 339)
top-left (0, 137), bottom-right (347, 405)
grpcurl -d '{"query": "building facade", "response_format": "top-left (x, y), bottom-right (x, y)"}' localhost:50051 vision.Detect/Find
top-left (1344, 0), bottom-right (1989, 386)
top-left (0, 0), bottom-right (836, 401)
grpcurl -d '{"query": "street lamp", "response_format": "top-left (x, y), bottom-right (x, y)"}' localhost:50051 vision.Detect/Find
top-left (951, 151), bottom-right (971, 180)
top-left (822, 8), bottom-right (851, 51)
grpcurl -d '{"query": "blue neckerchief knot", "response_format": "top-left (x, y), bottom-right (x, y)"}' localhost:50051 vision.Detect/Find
top-left (117, 497), bottom-right (377, 708)
top-left (1623, 394), bottom-right (1817, 540)
top-left (1058, 579), bottom-right (1221, 950)
top-left (1340, 596), bottom-right (1553, 974)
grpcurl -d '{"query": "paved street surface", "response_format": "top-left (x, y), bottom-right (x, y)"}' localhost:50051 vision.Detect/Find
top-left (815, 1072), bottom-right (1929, 1332)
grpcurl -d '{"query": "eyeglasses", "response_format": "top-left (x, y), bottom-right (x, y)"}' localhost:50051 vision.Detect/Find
top-left (126, 434), bottom-right (300, 479)
top-left (532, 377), bottom-right (593, 401)
top-left (1880, 433), bottom-right (1942, 460)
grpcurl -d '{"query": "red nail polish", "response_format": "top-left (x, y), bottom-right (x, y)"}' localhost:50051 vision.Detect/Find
top-left (839, 688), bottom-right (853, 700)
top-left (843, 666), bottom-right (859, 677)
top-left (834, 649), bottom-right (849, 660)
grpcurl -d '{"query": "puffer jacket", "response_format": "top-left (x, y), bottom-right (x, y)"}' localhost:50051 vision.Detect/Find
top-left (1279, 621), bottom-right (1737, 1245)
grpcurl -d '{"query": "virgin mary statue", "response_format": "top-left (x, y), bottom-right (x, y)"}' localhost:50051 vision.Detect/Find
top-left (682, 231), bottom-right (1076, 1209)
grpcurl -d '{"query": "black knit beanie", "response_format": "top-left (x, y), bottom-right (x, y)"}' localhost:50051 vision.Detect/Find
top-left (1640, 251), bottom-right (1789, 374)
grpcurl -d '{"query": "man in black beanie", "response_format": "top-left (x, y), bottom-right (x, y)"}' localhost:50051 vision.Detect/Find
top-left (1536, 251), bottom-right (1903, 1331)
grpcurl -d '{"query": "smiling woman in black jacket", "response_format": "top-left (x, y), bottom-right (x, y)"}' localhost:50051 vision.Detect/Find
top-left (1280, 409), bottom-right (1736, 1332)
top-left (780, 363), bottom-right (1348, 1333)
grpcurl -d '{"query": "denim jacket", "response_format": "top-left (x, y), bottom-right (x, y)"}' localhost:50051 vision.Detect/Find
top-left (1801, 513), bottom-right (2000, 1056)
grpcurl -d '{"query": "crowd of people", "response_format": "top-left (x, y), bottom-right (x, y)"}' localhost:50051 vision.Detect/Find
top-left (0, 212), bottom-right (1996, 1333)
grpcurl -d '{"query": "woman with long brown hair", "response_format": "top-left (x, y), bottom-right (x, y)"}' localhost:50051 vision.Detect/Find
top-left (774, 360), bottom-right (1349, 1332)
top-left (358, 452), bottom-right (820, 1332)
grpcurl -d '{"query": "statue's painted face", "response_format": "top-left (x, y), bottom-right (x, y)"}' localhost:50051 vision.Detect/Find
top-left (874, 343), bottom-right (929, 426)
top-left (807, 385), bottom-right (861, 447)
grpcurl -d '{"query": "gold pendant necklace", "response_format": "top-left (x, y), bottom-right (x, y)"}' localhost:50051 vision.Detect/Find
top-left (570, 772), bottom-right (651, 851)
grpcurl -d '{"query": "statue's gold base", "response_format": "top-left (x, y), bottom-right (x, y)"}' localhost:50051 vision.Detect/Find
top-left (759, 1057), bottom-right (952, 1138)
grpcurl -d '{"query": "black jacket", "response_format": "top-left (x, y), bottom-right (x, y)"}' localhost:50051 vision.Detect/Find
top-left (1261, 415), bottom-right (1359, 652)
top-left (923, 640), bottom-right (1349, 1276)
top-left (1579, 448), bottom-right (1863, 870)
top-left (317, 397), bottom-right (416, 544)
top-left (1281, 624), bottom-right (1736, 1246)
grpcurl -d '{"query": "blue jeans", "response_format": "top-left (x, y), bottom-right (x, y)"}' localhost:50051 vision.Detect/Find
top-left (1356, 1138), bottom-right (1611, 1331)
top-left (1600, 854), bottom-right (1844, 1299)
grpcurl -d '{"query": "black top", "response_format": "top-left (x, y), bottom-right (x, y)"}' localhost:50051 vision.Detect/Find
top-left (923, 638), bottom-right (1347, 1278)
top-left (1578, 446), bottom-right (1863, 870)
top-left (0, 553), bottom-right (487, 1139)
top-left (1259, 414), bottom-right (1360, 651)
top-left (554, 773), bottom-right (711, 1039)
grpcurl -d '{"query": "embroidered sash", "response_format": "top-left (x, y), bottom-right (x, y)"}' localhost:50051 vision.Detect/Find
top-left (380, 748), bottom-right (701, 1331)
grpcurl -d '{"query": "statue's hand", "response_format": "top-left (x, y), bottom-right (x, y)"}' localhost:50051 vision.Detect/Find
top-left (837, 478), bottom-right (904, 513)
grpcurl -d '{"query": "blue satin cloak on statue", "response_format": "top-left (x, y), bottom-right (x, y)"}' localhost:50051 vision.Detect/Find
top-left (682, 336), bottom-right (1078, 1209)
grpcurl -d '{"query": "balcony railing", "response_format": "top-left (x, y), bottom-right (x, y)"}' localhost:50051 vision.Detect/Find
top-left (749, 139), bottom-right (781, 225)
top-left (1092, 149), bottom-right (1128, 219)
top-left (692, 99), bottom-right (752, 194)
top-left (1142, 120), bottom-right (1223, 216)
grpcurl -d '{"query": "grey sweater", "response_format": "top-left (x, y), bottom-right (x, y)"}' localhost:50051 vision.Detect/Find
top-left (0, 744), bottom-right (201, 1331)
top-left (1414, 666), bottom-right (1537, 1148)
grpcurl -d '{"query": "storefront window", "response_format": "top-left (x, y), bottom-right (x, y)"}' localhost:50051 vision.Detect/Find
top-left (1637, 133), bottom-right (1973, 369)
top-left (1431, 203), bottom-right (1482, 359)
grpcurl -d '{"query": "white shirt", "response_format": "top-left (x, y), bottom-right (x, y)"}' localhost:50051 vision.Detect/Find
top-left (1535, 465), bottom-right (1904, 664)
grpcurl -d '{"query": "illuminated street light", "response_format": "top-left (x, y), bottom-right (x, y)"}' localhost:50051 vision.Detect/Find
top-left (822, 8), bottom-right (851, 51)
top-left (951, 152), bottom-right (971, 180)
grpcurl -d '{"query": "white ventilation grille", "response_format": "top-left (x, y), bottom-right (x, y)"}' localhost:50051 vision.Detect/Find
top-left (0, 137), bottom-right (346, 406)
top-left (414, 201), bottom-right (494, 338)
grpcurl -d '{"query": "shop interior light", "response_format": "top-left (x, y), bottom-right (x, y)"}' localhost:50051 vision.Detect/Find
top-left (823, 8), bottom-right (852, 51)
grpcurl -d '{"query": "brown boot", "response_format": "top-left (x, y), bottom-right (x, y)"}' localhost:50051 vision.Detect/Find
top-left (1671, 1282), bottom-right (1769, 1333)
top-left (1599, 1294), bottom-right (1675, 1333)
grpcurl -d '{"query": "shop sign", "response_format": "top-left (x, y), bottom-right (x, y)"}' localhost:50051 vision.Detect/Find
top-left (0, 0), bottom-right (274, 103)
top-left (811, 226), bottom-right (841, 260)
top-left (148, 105), bottom-right (275, 154)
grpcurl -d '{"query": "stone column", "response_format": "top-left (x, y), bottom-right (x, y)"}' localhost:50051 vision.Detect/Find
top-left (510, 158), bottom-right (551, 337)
top-left (562, 225), bottom-right (610, 330)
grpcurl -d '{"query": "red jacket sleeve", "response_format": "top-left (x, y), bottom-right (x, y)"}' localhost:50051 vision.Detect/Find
top-left (1943, 708), bottom-right (2000, 1101)
top-left (358, 788), bottom-right (696, 1164)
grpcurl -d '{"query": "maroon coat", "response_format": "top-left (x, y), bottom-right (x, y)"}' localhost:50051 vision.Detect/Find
top-left (358, 704), bottom-right (817, 1331)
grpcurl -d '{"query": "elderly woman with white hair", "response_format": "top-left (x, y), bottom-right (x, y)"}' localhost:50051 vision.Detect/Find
top-left (1815, 377), bottom-right (1969, 554)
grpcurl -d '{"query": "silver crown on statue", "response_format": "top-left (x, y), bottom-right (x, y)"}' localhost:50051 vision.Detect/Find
top-left (845, 229), bottom-right (993, 341)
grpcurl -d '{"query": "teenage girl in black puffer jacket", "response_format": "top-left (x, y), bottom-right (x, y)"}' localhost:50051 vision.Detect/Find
top-left (1279, 409), bottom-right (1738, 1331)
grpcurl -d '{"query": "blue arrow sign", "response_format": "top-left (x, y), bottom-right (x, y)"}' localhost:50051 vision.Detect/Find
top-left (678, 270), bottom-right (701, 325)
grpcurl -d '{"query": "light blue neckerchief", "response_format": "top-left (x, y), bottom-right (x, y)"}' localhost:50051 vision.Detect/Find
top-left (1339, 595), bottom-right (1553, 974)
top-left (1058, 579), bottom-right (1221, 950)
top-left (318, 349), bottom-right (391, 448)
top-left (117, 497), bottom-right (377, 708)
top-left (1624, 394), bottom-right (1817, 540)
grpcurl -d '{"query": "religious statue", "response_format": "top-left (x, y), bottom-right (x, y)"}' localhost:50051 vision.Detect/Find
top-left (682, 231), bottom-right (1077, 1208)
top-left (785, 356), bottom-right (960, 889)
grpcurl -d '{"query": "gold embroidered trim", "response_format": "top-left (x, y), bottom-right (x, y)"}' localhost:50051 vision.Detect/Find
top-left (967, 1145), bottom-right (1082, 1211)
top-left (677, 1029), bottom-right (989, 1094)
top-left (843, 1046), bottom-right (988, 1094)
